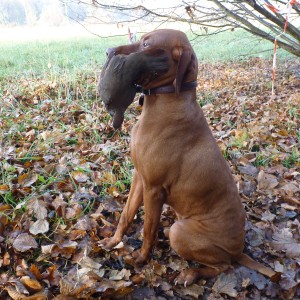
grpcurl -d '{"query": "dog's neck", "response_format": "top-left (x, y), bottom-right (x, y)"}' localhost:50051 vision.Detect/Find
top-left (139, 90), bottom-right (203, 130)
top-left (141, 81), bottom-right (198, 96)
top-left (137, 81), bottom-right (198, 106)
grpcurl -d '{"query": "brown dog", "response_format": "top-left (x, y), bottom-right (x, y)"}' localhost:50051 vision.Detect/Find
top-left (99, 29), bottom-right (276, 285)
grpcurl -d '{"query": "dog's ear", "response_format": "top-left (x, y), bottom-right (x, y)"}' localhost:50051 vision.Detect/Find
top-left (172, 46), bottom-right (193, 97)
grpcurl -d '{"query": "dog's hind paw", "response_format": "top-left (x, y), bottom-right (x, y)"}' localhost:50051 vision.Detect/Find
top-left (174, 269), bottom-right (202, 286)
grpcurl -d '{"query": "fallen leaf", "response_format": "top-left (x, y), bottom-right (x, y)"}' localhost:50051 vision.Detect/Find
top-left (212, 272), bottom-right (238, 297)
top-left (3, 251), bottom-right (10, 266)
top-left (73, 216), bottom-right (93, 231)
top-left (26, 129), bottom-right (36, 142)
top-left (55, 163), bottom-right (68, 174)
top-left (109, 268), bottom-right (131, 281)
top-left (176, 284), bottom-right (204, 298)
top-left (27, 198), bottom-right (48, 219)
top-left (238, 164), bottom-right (258, 177)
top-left (77, 256), bottom-right (102, 270)
top-left (65, 206), bottom-right (81, 219)
top-left (85, 114), bottom-right (93, 123)
top-left (13, 233), bottom-right (38, 252)
top-left (0, 184), bottom-right (10, 193)
top-left (51, 194), bottom-right (67, 217)
top-left (129, 287), bottom-right (155, 299)
top-left (69, 229), bottom-right (87, 240)
top-left (41, 244), bottom-right (56, 255)
top-left (29, 219), bottom-right (49, 235)
top-left (5, 286), bottom-right (27, 300)
top-left (257, 170), bottom-right (279, 190)
top-left (21, 276), bottom-right (43, 293)
top-left (18, 173), bottom-right (38, 187)
top-left (274, 261), bottom-right (285, 273)
top-left (280, 270), bottom-right (299, 290)
top-left (261, 210), bottom-right (276, 222)
top-left (242, 277), bottom-right (251, 288)
top-left (29, 264), bottom-right (42, 280)
top-left (168, 258), bottom-right (189, 271)
top-left (280, 203), bottom-right (297, 210)
top-left (56, 181), bottom-right (75, 192)
top-left (152, 261), bottom-right (167, 276)
top-left (71, 171), bottom-right (89, 183)
top-left (202, 103), bottom-right (214, 110)
top-left (271, 228), bottom-right (300, 257)
top-left (281, 182), bottom-right (300, 196)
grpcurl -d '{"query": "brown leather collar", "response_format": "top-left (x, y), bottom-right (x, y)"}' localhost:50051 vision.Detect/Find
top-left (136, 80), bottom-right (198, 95)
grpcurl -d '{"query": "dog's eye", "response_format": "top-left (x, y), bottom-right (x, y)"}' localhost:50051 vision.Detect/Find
top-left (143, 42), bottom-right (149, 48)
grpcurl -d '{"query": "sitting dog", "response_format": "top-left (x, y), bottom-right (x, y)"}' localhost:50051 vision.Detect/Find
top-left (98, 29), bottom-right (276, 285)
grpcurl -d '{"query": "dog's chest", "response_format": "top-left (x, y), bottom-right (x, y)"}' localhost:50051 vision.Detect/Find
top-left (130, 123), bottom-right (177, 181)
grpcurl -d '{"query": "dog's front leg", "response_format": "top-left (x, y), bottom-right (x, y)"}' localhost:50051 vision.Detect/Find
top-left (99, 170), bottom-right (143, 250)
top-left (133, 187), bottom-right (164, 264)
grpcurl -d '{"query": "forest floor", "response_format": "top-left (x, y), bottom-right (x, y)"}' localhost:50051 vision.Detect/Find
top-left (0, 57), bottom-right (299, 299)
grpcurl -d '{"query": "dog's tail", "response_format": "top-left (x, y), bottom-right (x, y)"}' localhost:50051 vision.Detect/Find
top-left (236, 253), bottom-right (281, 282)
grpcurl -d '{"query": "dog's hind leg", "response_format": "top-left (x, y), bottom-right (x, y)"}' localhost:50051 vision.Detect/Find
top-left (169, 219), bottom-right (234, 286)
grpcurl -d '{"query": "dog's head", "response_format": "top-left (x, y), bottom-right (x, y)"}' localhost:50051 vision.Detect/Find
top-left (98, 49), bottom-right (170, 129)
top-left (106, 29), bottom-right (198, 94)
top-left (98, 29), bottom-right (197, 128)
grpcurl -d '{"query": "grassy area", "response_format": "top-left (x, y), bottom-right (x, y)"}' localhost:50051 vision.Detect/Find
top-left (0, 29), bottom-right (291, 80)
top-left (189, 29), bottom-right (289, 62)
top-left (0, 35), bottom-right (128, 79)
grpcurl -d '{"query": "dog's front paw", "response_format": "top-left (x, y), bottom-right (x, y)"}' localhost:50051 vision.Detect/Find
top-left (99, 237), bottom-right (120, 251)
top-left (132, 249), bottom-right (149, 265)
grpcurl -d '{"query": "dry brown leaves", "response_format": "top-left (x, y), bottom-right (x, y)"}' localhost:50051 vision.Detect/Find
top-left (0, 58), bottom-right (299, 299)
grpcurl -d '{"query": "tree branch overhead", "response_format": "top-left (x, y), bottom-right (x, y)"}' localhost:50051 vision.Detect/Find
top-left (61, 0), bottom-right (300, 57)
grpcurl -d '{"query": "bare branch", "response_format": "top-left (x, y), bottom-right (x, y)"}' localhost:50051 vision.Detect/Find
top-left (60, 0), bottom-right (300, 57)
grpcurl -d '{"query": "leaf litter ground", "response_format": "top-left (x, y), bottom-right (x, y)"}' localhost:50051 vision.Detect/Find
top-left (0, 58), bottom-right (299, 299)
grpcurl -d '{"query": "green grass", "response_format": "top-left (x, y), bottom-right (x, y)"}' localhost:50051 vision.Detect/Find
top-left (0, 29), bottom-right (292, 80)
top-left (189, 29), bottom-right (291, 62)
top-left (0, 35), bottom-right (128, 79)
top-left (282, 148), bottom-right (300, 168)
top-left (190, 29), bottom-right (291, 62)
